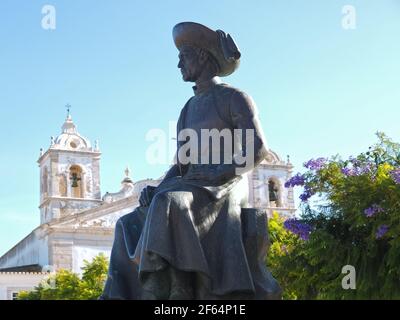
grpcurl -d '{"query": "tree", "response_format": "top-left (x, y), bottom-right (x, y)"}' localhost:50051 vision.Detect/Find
top-left (18, 253), bottom-right (108, 300)
top-left (267, 133), bottom-right (400, 299)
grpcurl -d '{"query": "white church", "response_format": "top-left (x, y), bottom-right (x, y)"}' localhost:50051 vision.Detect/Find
top-left (0, 113), bottom-right (296, 300)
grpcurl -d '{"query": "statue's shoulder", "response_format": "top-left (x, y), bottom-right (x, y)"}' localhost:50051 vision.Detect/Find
top-left (215, 83), bottom-right (242, 96)
top-left (213, 83), bottom-right (240, 102)
top-left (216, 83), bottom-right (252, 98)
top-left (215, 83), bottom-right (254, 107)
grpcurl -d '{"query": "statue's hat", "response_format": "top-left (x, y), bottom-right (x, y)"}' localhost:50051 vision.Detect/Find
top-left (173, 22), bottom-right (241, 77)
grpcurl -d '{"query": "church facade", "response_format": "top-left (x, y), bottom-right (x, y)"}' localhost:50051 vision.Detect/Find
top-left (0, 114), bottom-right (296, 300)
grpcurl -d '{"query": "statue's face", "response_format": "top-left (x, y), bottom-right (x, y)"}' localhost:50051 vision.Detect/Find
top-left (177, 46), bottom-right (202, 82)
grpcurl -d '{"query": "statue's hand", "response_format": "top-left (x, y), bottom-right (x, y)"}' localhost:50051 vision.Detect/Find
top-left (139, 186), bottom-right (157, 207)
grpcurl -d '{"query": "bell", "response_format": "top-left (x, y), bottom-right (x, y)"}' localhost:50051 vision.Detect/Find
top-left (268, 181), bottom-right (278, 202)
top-left (269, 189), bottom-right (278, 202)
top-left (71, 173), bottom-right (80, 188)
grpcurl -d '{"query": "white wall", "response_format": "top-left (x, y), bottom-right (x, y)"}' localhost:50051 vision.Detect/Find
top-left (0, 273), bottom-right (47, 300)
top-left (72, 246), bottom-right (111, 275)
top-left (0, 229), bottom-right (48, 270)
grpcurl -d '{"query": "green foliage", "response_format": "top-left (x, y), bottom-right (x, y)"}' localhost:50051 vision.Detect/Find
top-left (80, 254), bottom-right (109, 299)
top-left (267, 212), bottom-right (302, 299)
top-left (268, 133), bottom-right (400, 299)
top-left (18, 253), bottom-right (108, 300)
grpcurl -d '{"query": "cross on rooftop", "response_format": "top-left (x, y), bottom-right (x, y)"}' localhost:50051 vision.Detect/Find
top-left (65, 104), bottom-right (71, 117)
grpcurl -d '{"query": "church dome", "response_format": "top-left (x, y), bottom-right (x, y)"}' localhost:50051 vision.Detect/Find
top-left (52, 115), bottom-right (92, 151)
top-left (260, 149), bottom-right (288, 165)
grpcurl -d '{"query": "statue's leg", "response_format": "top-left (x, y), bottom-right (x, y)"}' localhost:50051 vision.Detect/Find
top-left (140, 266), bottom-right (195, 299)
top-left (136, 187), bottom-right (207, 300)
top-left (168, 267), bottom-right (194, 300)
top-left (101, 209), bottom-right (147, 300)
top-left (141, 267), bottom-right (171, 300)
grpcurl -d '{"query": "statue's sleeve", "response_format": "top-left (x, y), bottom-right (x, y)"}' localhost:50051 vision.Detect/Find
top-left (230, 90), bottom-right (268, 170)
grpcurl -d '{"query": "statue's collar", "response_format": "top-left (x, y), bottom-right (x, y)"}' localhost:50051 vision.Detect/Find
top-left (192, 77), bottom-right (221, 95)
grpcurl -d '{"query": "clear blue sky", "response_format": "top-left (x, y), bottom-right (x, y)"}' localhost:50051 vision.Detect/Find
top-left (0, 0), bottom-right (399, 256)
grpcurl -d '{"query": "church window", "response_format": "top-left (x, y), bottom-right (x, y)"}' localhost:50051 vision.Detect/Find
top-left (69, 138), bottom-right (81, 149)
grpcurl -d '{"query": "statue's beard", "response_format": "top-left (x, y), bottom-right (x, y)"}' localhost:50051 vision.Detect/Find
top-left (181, 70), bottom-right (196, 82)
top-left (180, 65), bottom-right (201, 82)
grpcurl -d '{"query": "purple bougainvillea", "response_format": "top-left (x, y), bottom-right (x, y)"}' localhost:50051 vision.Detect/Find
top-left (284, 173), bottom-right (305, 188)
top-left (341, 162), bottom-right (373, 177)
top-left (341, 167), bottom-right (355, 176)
top-left (284, 219), bottom-right (313, 240)
top-left (349, 156), bottom-right (362, 167)
top-left (299, 186), bottom-right (314, 202)
top-left (390, 169), bottom-right (400, 184)
top-left (303, 158), bottom-right (327, 171)
top-left (364, 204), bottom-right (384, 218)
top-left (376, 224), bottom-right (389, 239)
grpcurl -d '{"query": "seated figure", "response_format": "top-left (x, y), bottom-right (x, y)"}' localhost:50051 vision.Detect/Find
top-left (101, 22), bottom-right (282, 300)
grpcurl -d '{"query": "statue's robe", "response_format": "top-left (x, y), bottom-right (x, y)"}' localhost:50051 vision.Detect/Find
top-left (101, 78), bottom-right (281, 300)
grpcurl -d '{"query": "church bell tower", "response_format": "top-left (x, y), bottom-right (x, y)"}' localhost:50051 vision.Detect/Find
top-left (37, 109), bottom-right (102, 224)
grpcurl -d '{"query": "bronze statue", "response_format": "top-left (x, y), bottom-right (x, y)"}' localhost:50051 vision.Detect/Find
top-left (101, 22), bottom-right (281, 300)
